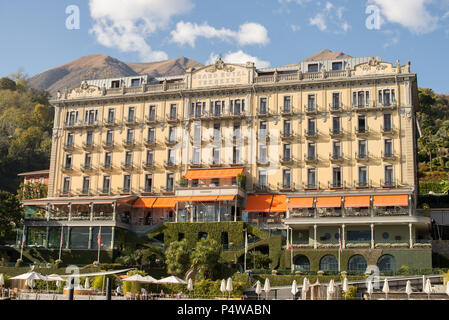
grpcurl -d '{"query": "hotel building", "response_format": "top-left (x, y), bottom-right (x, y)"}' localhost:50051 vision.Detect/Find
top-left (19, 53), bottom-right (432, 272)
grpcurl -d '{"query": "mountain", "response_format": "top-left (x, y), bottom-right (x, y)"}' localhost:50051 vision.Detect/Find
top-left (302, 49), bottom-right (352, 62)
top-left (28, 54), bottom-right (203, 97)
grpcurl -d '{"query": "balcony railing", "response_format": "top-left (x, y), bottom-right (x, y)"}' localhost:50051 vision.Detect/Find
top-left (253, 183), bottom-right (272, 193)
top-left (124, 117), bottom-right (138, 126)
top-left (281, 131), bottom-right (295, 140)
top-left (121, 162), bottom-right (133, 171)
top-left (63, 120), bottom-right (81, 128)
top-left (165, 137), bottom-right (179, 145)
top-left (145, 114), bottom-right (158, 124)
top-left (104, 118), bottom-right (117, 126)
top-left (280, 155), bottom-right (294, 164)
top-left (257, 108), bottom-right (270, 117)
top-left (166, 114), bottom-right (179, 122)
top-left (142, 161), bottom-right (155, 170)
top-left (381, 126), bottom-right (394, 135)
top-left (160, 186), bottom-right (175, 194)
top-left (345, 208), bottom-right (370, 217)
top-left (164, 160), bottom-right (177, 168)
top-left (82, 141), bottom-right (95, 150)
top-left (140, 186), bottom-right (155, 194)
top-left (355, 152), bottom-right (370, 161)
top-left (278, 182), bottom-right (296, 192)
top-left (382, 151), bottom-right (396, 161)
top-left (329, 153), bottom-right (344, 163)
top-left (329, 103), bottom-right (343, 112)
top-left (63, 142), bottom-right (75, 150)
top-left (355, 127), bottom-right (369, 136)
top-left (305, 105), bottom-right (318, 114)
top-left (328, 181), bottom-right (345, 189)
top-left (380, 179), bottom-right (398, 188)
top-left (101, 163), bottom-right (113, 171)
top-left (281, 106), bottom-right (294, 115)
top-left (329, 128), bottom-right (343, 137)
top-left (61, 165), bottom-right (73, 172)
top-left (303, 182), bottom-right (319, 190)
top-left (144, 138), bottom-right (157, 147)
top-left (80, 164), bottom-right (93, 172)
top-left (122, 139), bottom-right (136, 148)
top-left (103, 140), bottom-right (114, 149)
top-left (354, 180), bottom-right (371, 189)
top-left (375, 207), bottom-right (408, 216)
top-left (118, 187), bottom-right (133, 195)
top-left (304, 129), bottom-right (318, 138)
top-left (304, 154), bottom-right (318, 164)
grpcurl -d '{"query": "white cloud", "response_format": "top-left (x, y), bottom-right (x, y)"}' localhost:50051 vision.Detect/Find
top-left (171, 21), bottom-right (269, 47)
top-left (88, 0), bottom-right (194, 61)
top-left (369, 0), bottom-right (438, 34)
top-left (308, 2), bottom-right (350, 33)
top-left (291, 24), bottom-right (301, 32)
top-left (310, 13), bottom-right (327, 31)
top-left (207, 51), bottom-right (270, 68)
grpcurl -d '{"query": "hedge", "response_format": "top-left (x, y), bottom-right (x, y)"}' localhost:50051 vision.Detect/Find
top-left (419, 181), bottom-right (447, 195)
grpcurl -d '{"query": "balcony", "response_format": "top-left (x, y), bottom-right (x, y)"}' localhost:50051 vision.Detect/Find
top-left (253, 183), bottom-right (272, 193)
top-left (166, 113), bottom-right (179, 123)
top-left (61, 165), bottom-right (73, 173)
top-left (80, 164), bottom-right (94, 173)
top-left (328, 181), bottom-right (345, 190)
top-left (305, 105), bottom-right (318, 115)
top-left (304, 129), bottom-right (318, 139)
top-left (280, 155), bottom-right (294, 165)
top-left (329, 103), bottom-right (344, 113)
top-left (122, 139), bottom-right (136, 149)
top-left (304, 154), bottom-right (318, 164)
top-left (189, 161), bottom-right (203, 168)
top-left (118, 187), bottom-right (133, 195)
top-left (190, 111), bottom-right (207, 120)
top-left (354, 180), bottom-right (371, 189)
top-left (378, 102), bottom-right (398, 110)
top-left (63, 120), bottom-right (81, 129)
top-left (142, 161), bottom-right (155, 170)
top-left (290, 209), bottom-right (315, 218)
top-left (381, 126), bottom-right (394, 135)
top-left (164, 160), bottom-right (178, 169)
top-left (281, 130), bottom-right (295, 140)
top-left (355, 152), bottom-right (370, 162)
top-left (76, 188), bottom-right (92, 196)
top-left (104, 118), bottom-right (117, 127)
top-left (329, 153), bottom-right (344, 163)
top-left (140, 186), bottom-right (155, 195)
top-left (230, 160), bottom-right (246, 167)
top-left (380, 179), bottom-right (398, 188)
top-left (303, 182), bottom-right (319, 190)
top-left (82, 141), bottom-right (95, 151)
top-left (345, 240), bottom-right (371, 249)
top-left (165, 137), bottom-right (179, 146)
top-left (382, 151), bottom-right (396, 161)
top-left (210, 160), bottom-right (223, 168)
top-left (101, 163), bottom-right (113, 172)
top-left (355, 127), bottom-right (369, 137)
top-left (281, 106), bottom-right (294, 116)
top-left (278, 182), bottom-right (296, 192)
top-left (375, 207), bottom-right (408, 216)
top-left (102, 140), bottom-right (114, 150)
top-left (63, 142), bottom-right (75, 151)
top-left (121, 162), bottom-right (134, 171)
top-left (318, 208), bottom-right (342, 217)
top-left (145, 114), bottom-right (158, 124)
top-left (256, 158), bottom-right (270, 166)
top-left (144, 138), bottom-right (157, 148)
top-left (257, 108), bottom-right (270, 117)
top-left (124, 117), bottom-right (138, 126)
top-left (352, 103), bottom-right (371, 111)
top-left (98, 188), bottom-right (113, 196)
top-left (160, 186), bottom-right (175, 194)
top-left (329, 128), bottom-right (344, 138)
top-left (81, 120), bottom-right (98, 128)
top-left (345, 208), bottom-right (370, 217)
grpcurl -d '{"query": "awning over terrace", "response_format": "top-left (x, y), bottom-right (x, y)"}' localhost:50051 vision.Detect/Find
top-left (288, 197), bottom-right (314, 209)
top-left (345, 196), bottom-right (371, 208)
top-left (373, 195), bottom-right (409, 207)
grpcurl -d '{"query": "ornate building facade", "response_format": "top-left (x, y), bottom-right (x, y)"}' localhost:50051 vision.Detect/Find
top-left (21, 54), bottom-right (432, 271)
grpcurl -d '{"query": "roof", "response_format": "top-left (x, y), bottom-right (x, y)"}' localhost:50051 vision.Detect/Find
top-left (302, 49), bottom-right (352, 62)
top-left (17, 169), bottom-right (49, 177)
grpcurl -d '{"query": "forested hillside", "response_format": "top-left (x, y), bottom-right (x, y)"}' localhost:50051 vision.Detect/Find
top-left (0, 74), bottom-right (53, 193)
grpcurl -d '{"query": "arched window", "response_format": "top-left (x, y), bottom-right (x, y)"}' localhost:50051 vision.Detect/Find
top-left (377, 254), bottom-right (397, 272)
top-left (293, 255), bottom-right (310, 271)
top-left (320, 255), bottom-right (338, 271)
top-left (348, 255), bottom-right (367, 272)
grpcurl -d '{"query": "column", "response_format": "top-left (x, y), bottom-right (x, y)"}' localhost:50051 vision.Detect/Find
top-left (370, 224), bottom-right (374, 249)
top-left (286, 198), bottom-right (290, 219)
top-left (112, 202), bottom-right (117, 222)
top-left (88, 227), bottom-right (93, 249)
top-left (370, 196), bottom-right (374, 217)
top-left (234, 197), bottom-right (238, 222)
top-left (46, 204), bottom-right (50, 221)
top-left (409, 223), bottom-right (413, 248)
top-left (66, 227), bottom-right (70, 249)
top-left (68, 203), bottom-right (72, 221)
top-left (111, 227), bottom-right (115, 250)
top-left (90, 203), bottom-right (94, 222)
top-left (342, 224), bottom-right (346, 249)
top-left (313, 224), bottom-right (317, 249)
top-left (190, 206), bottom-right (194, 223)
top-left (286, 227), bottom-right (290, 247)
top-left (409, 195), bottom-right (412, 217)
top-left (218, 202), bottom-right (221, 222)
top-left (342, 197), bottom-right (345, 218)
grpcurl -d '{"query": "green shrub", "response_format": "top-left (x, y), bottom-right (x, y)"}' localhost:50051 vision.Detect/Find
top-left (122, 270), bottom-right (147, 294)
top-left (397, 265), bottom-right (410, 275)
top-left (342, 286), bottom-right (357, 300)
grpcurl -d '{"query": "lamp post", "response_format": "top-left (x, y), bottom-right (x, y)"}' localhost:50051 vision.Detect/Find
top-left (243, 228), bottom-right (247, 273)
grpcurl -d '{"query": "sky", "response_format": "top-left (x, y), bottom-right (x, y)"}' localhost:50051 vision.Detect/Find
top-left (1, 0), bottom-right (449, 93)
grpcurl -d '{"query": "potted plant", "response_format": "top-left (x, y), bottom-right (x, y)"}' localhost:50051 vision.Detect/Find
top-left (236, 174), bottom-right (246, 188)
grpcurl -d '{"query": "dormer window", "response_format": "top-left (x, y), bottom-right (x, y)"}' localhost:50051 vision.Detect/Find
top-left (111, 80), bottom-right (120, 88)
top-left (131, 78), bottom-right (141, 87)
top-left (332, 62), bottom-right (343, 71)
top-left (308, 64), bottom-right (319, 72)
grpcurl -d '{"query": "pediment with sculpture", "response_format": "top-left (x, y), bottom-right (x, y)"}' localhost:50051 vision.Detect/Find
top-left (66, 81), bottom-right (104, 99)
top-left (353, 57), bottom-right (410, 76)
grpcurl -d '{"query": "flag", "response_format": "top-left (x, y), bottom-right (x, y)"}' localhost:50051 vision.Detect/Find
top-left (244, 231), bottom-right (248, 254)
top-left (21, 230), bottom-right (26, 248)
top-left (97, 227), bottom-right (101, 248)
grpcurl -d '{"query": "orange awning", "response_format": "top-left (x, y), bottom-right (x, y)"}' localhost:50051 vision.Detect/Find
top-left (289, 197), bottom-right (314, 209)
top-left (245, 195), bottom-right (273, 213)
top-left (177, 196), bottom-right (218, 202)
top-left (373, 195), bottom-right (408, 207)
top-left (270, 195), bottom-right (287, 213)
top-left (152, 197), bottom-right (177, 208)
top-left (316, 197), bottom-right (342, 208)
top-left (345, 196), bottom-right (370, 208)
top-left (184, 168), bottom-right (244, 180)
top-left (217, 195), bottom-right (236, 201)
top-left (133, 198), bottom-right (157, 208)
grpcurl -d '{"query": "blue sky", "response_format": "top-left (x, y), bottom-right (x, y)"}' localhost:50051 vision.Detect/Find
top-left (1, 0), bottom-right (449, 92)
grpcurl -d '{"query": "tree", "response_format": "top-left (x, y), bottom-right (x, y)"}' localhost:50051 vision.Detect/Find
top-left (0, 77), bottom-right (16, 91)
top-left (165, 239), bottom-right (190, 278)
top-left (0, 190), bottom-right (24, 234)
top-left (17, 182), bottom-right (48, 200)
top-left (190, 238), bottom-right (222, 280)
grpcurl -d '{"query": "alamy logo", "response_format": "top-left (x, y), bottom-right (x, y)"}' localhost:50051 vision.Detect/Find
top-left (365, 5), bottom-right (381, 30)
top-left (65, 5), bottom-right (80, 30)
